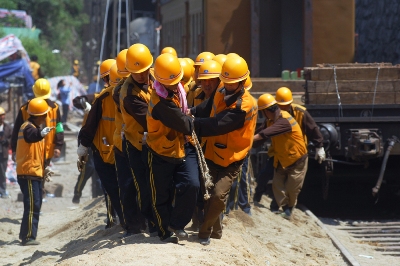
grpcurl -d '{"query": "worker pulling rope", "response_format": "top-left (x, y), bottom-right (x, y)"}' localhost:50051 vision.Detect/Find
top-left (191, 131), bottom-right (213, 200)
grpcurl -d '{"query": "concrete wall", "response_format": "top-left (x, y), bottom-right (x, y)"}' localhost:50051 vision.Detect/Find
top-left (204, 0), bottom-right (251, 64)
top-left (355, 0), bottom-right (400, 64)
top-left (305, 0), bottom-right (355, 66)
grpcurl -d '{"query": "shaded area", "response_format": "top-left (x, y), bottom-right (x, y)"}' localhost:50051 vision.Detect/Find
top-left (299, 157), bottom-right (400, 220)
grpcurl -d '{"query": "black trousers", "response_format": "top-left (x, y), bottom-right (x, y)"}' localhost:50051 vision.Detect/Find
top-left (115, 144), bottom-right (144, 233)
top-left (125, 141), bottom-right (156, 231)
top-left (18, 177), bottom-right (43, 241)
top-left (0, 157), bottom-right (8, 196)
top-left (74, 148), bottom-right (102, 199)
top-left (254, 156), bottom-right (275, 201)
top-left (148, 143), bottom-right (200, 239)
top-left (92, 151), bottom-right (124, 226)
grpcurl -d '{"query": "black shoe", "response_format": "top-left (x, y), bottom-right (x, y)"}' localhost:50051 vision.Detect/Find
top-left (168, 226), bottom-right (188, 238)
top-left (253, 192), bottom-right (262, 203)
top-left (161, 233), bottom-right (179, 244)
top-left (72, 195), bottom-right (80, 204)
top-left (21, 239), bottom-right (40, 246)
top-left (199, 237), bottom-right (210, 245)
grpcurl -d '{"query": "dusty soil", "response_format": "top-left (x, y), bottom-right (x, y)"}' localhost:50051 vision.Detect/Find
top-left (0, 108), bottom-right (397, 266)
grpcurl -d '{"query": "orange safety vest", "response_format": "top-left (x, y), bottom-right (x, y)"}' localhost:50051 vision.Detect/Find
top-left (73, 65), bottom-right (80, 77)
top-left (291, 103), bottom-right (308, 145)
top-left (112, 79), bottom-right (127, 152)
top-left (21, 100), bottom-right (59, 160)
top-left (16, 121), bottom-right (45, 177)
top-left (204, 88), bottom-right (258, 167)
top-left (119, 75), bottom-right (152, 151)
top-left (269, 110), bottom-right (307, 168)
top-left (30, 62), bottom-right (40, 80)
top-left (147, 90), bottom-right (189, 160)
top-left (186, 81), bottom-right (198, 107)
top-left (92, 86), bottom-right (116, 164)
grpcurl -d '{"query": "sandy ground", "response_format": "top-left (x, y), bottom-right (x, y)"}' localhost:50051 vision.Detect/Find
top-left (0, 109), bottom-right (397, 266)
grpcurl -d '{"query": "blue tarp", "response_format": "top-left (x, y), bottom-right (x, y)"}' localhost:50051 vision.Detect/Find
top-left (0, 59), bottom-right (34, 99)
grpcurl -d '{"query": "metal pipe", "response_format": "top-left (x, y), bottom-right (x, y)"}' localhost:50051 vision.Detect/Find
top-left (125, 0), bottom-right (130, 47)
top-left (372, 138), bottom-right (397, 196)
top-left (96, 0), bottom-right (111, 93)
top-left (117, 0), bottom-right (121, 53)
top-left (308, 156), bottom-right (365, 166)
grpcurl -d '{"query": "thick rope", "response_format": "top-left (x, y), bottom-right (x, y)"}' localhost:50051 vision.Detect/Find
top-left (191, 131), bottom-right (213, 200)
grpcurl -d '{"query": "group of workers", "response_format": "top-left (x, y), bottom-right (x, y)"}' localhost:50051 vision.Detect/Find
top-left (12, 43), bottom-right (326, 246)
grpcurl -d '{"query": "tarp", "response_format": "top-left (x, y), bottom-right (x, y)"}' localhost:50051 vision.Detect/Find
top-left (47, 75), bottom-right (87, 109)
top-left (0, 59), bottom-right (34, 97)
top-left (0, 34), bottom-right (29, 62)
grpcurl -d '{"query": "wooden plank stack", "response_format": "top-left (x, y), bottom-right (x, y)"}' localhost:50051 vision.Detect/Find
top-left (304, 63), bottom-right (400, 105)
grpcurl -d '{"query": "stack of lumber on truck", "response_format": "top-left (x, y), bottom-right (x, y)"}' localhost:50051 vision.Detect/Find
top-left (304, 63), bottom-right (400, 105)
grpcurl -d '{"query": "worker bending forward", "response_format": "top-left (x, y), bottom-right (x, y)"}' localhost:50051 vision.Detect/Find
top-left (253, 94), bottom-right (308, 220)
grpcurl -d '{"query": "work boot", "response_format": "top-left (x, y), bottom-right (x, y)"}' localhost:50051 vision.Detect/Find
top-left (168, 226), bottom-right (188, 238)
top-left (199, 237), bottom-right (211, 246)
top-left (72, 195), bottom-right (80, 204)
top-left (161, 233), bottom-right (179, 244)
top-left (270, 200), bottom-right (281, 214)
top-left (280, 206), bottom-right (293, 220)
top-left (253, 192), bottom-right (262, 203)
top-left (21, 239), bottom-right (40, 246)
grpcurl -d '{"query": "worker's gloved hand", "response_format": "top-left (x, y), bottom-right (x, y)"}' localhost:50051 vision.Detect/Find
top-left (84, 102), bottom-right (91, 114)
top-left (77, 156), bottom-right (87, 172)
top-left (77, 144), bottom-right (88, 157)
top-left (315, 147), bottom-right (326, 164)
top-left (41, 127), bottom-right (54, 137)
top-left (141, 132), bottom-right (147, 145)
top-left (44, 166), bottom-right (55, 182)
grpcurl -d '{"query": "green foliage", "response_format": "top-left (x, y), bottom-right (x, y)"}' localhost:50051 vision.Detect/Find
top-left (0, 0), bottom-right (17, 10)
top-left (20, 37), bottom-right (70, 77)
top-left (0, 15), bottom-right (25, 27)
top-left (0, 0), bottom-right (89, 77)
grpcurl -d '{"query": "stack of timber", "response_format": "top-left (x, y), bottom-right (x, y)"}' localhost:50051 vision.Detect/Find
top-left (304, 63), bottom-right (400, 105)
top-left (249, 78), bottom-right (305, 104)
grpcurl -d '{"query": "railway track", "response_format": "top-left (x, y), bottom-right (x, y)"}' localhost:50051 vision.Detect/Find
top-left (339, 221), bottom-right (400, 257)
top-left (299, 205), bottom-right (400, 266)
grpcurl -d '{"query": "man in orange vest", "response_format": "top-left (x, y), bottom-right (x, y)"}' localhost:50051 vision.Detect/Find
top-left (29, 55), bottom-right (43, 81)
top-left (189, 57), bottom-right (258, 245)
top-left (146, 53), bottom-right (200, 243)
top-left (16, 98), bottom-right (54, 245)
top-left (253, 94), bottom-right (308, 220)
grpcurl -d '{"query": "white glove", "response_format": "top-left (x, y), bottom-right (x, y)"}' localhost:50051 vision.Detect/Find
top-left (315, 147), bottom-right (326, 164)
top-left (44, 166), bottom-right (55, 182)
top-left (84, 102), bottom-right (91, 114)
top-left (142, 132), bottom-right (147, 145)
top-left (77, 144), bottom-right (88, 157)
top-left (41, 127), bottom-right (54, 137)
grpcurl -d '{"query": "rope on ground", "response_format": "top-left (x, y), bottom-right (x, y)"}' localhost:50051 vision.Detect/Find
top-left (191, 131), bottom-right (213, 200)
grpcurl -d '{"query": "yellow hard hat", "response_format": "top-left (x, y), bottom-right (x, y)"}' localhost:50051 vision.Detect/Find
top-left (258, 94), bottom-right (277, 110)
top-left (197, 60), bottom-right (222, 80)
top-left (116, 49), bottom-right (129, 77)
top-left (244, 77), bottom-right (252, 90)
top-left (185, 58), bottom-right (194, 67)
top-left (126, 43), bottom-right (153, 73)
top-left (109, 64), bottom-right (122, 86)
top-left (213, 54), bottom-right (227, 67)
top-left (275, 87), bottom-right (293, 105)
top-left (154, 53), bottom-right (183, 85)
top-left (32, 78), bottom-right (51, 99)
top-left (0, 107), bottom-right (5, 115)
top-left (161, 47), bottom-right (178, 57)
top-left (226, 53), bottom-right (240, 59)
top-left (28, 98), bottom-right (50, 116)
top-left (219, 57), bottom-right (249, 84)
top-left (74, 59), bottom-right (79, 65)
top-left (194, 51), bottom-right (215, 66)
top-left (178, 58), bottom-right (193, 85)
top-left (100, 59), bottom-right (116, 78)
